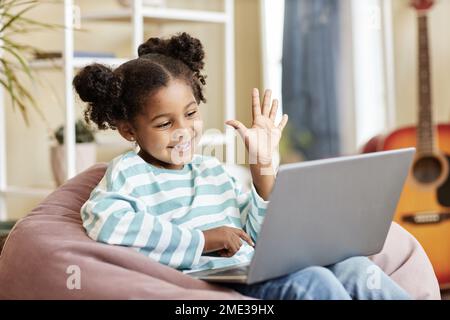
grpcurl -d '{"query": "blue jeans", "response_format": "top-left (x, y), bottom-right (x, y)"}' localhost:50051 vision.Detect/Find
top-left (223, 257), bottom-right (411, 300)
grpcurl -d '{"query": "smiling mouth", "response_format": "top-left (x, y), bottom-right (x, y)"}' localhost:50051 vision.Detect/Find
top-left (169, 139), bottom-right (193, 152)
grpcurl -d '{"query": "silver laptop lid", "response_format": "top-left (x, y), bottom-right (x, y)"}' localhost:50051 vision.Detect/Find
top-left (247, 148), bottom-right (415, 284)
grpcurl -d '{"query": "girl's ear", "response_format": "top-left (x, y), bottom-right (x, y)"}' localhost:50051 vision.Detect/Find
top-left (117, 121), bottom-right (136, 142)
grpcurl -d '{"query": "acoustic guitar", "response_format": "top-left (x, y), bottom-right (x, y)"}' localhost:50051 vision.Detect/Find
top-left (363, 0), bottom-right (450, 288)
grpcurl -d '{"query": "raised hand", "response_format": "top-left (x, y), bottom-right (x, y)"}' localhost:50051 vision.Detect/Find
top-left (225, 88), bottom-right (288, 166)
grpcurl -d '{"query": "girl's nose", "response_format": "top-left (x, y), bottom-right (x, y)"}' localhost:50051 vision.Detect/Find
top-left (171, 127), bottom-right (193, 143)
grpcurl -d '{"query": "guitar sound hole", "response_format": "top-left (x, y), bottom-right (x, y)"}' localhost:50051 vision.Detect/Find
top-left (413, 156), bottom-right (442, 184)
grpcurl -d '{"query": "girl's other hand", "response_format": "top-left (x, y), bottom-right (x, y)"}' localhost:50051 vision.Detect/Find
top-left (202, 226), bottom-right (254, 257)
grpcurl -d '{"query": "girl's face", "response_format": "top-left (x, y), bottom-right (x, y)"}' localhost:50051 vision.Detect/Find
top-left (125, 79), bottom-right (203, 170)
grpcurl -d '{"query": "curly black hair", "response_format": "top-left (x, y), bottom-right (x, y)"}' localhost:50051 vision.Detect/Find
top-left (73, 32), bottom-right (207, 130)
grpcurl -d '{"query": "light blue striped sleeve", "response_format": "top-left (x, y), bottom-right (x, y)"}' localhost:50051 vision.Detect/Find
top-left (223, 167), bottom-right (270, 243)
top-left (80, 169), bottom-right (205, 270)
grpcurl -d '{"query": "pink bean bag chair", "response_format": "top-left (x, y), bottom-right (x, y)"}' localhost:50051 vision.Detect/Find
top-left (0, 163), bottom-right (441, 299)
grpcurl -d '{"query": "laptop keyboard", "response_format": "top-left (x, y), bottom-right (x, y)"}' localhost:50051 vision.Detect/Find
top-left (206, 265), bottom-right (250, 277)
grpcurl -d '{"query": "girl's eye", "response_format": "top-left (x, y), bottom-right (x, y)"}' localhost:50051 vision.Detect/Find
top-left (157, 122), bottom-right (171, 128)
top-left (156, 111), bottom-right (196, 128)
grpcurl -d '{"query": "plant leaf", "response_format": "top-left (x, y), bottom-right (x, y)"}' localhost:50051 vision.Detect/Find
top-left (0, 41), bottom-right (34, 81)
top-left (0, 0), bottom-right (63, 127)
top-left (0, 1), bottom-right (40, 34)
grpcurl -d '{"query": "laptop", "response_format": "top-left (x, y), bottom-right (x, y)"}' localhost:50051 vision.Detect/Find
top-left (187, 148), bottom-right (415, 284)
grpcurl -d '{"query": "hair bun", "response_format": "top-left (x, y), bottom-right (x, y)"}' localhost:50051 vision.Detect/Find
top-left (138, 32), bottom-right (205, 74)
top-left (73, 63), bottom-right (123, 104)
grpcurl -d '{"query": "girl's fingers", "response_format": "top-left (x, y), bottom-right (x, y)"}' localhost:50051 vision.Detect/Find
top-left (225, 120), bottom-right (248, 142)
top-left (236, 229), bottom-right (255, 247)
top-left (232, 234), bottom-right (242, 255)
top-left (225, 241), bottom-right (237, 257)
top-left (269, 99), bottom-right (278, 121)
top-left (233, 238), bottom-right (242, 254)
top-left (262, 89), bottom-right (272, 117)
top-left (278, 114), bottom-right (289, 131)
top-left (224, 241), bottom-right (234, 256)
top-left (252, 88), bottom-right (261, 121)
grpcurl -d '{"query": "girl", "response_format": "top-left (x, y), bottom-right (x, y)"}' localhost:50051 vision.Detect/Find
top-left (74, 32), bottom-right (410, 300)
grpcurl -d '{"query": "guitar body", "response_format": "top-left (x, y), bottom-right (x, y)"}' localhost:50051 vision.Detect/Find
top-left (381, 124), bottom-right (450, 287)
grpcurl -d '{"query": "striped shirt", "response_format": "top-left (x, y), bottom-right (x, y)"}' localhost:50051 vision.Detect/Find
top-left (80, 150), bottom-right (269, 272)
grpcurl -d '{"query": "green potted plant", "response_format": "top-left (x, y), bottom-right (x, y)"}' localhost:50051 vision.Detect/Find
top-left (0, 0), bottom-right (61, 229)
top-left (50, 119), bottom-right (97, 186)
top-left (1, 0), bottom-right (60, 126)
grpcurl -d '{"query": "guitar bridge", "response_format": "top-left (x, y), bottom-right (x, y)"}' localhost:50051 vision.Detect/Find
top-left (402, 212), bottom-right (450, 225)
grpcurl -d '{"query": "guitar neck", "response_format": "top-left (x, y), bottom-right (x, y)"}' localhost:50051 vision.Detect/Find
top-left (417, 13), bottom-right (435, 154)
